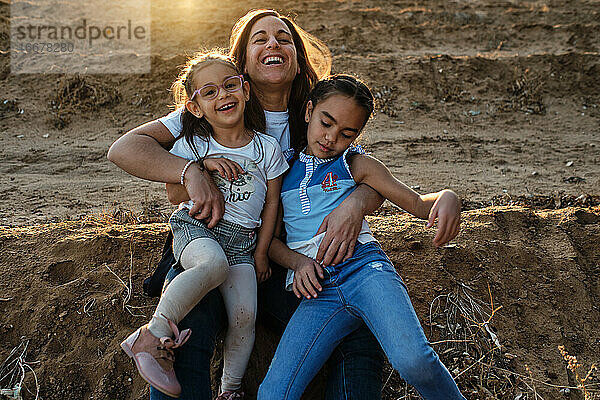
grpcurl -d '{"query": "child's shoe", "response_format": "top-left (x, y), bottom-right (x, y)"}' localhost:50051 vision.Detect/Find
top-left (216, 390), bottom-right (245, 400)
top-left (120, 319), bottom-right (190, 398)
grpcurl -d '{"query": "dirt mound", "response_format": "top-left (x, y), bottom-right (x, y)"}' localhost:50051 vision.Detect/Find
top-left (52, 76), bottom-right (121, 129)
top-left (0, 206), bottom-right (598, 400)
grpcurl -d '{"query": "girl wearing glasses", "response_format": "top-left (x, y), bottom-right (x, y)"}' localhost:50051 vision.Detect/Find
top-left (120, 50), bottom-right (288, 399)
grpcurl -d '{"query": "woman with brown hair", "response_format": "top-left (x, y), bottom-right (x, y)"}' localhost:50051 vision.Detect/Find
top-left (108, 9), bottom-right (385, 400)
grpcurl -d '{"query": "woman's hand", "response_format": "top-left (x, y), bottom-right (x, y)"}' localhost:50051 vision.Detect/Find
top-left (292, 255), bottom-right (324, 299)
top-left (183, 165), bottom-right (225, 228)
top-left (254, 252), bottom-right (272, 284)
top-left (315, 196), bottom-right (363, 266)
top-left (204, 157), bottom-right (245, 181)
top-left (427, 190), bottom-right (461, 247)
top-left (314, 184), bottom-right (383, 266)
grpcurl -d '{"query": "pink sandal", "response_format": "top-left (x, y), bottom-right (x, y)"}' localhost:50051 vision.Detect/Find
top-left (121, 317), bottom-right (191, 398)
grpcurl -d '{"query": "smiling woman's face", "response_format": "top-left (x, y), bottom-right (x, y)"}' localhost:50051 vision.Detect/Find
top-left (244, 16), bottom-right (300, 89)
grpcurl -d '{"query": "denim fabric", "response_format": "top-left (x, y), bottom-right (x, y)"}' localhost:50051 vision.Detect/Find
top-left (258, 264), bottom-right (385, 400)
top-left (258, 242), bottom-right (465, 400)
top-left (151, 259), bottom-right (385, 400)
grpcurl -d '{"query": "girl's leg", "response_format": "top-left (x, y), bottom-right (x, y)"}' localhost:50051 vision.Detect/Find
top-left (347, 259), bottom-right (465, 400)
top-left (148, 237), bottom-right (229, 338)
top-left (257, 290), bottom-right (362, 400)
top-left (259, 263), bottom-right (385, 400)
top-left (150, 264), bottom-right (227, 400)
top-left (218, 263), bottom-right (257, 393)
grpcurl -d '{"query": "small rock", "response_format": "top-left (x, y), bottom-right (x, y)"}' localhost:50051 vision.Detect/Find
top-left (565, 160), bottom-right (574, 167)
top-left (16, 134), bottom-right (24, 138)
top-left (468, 110), bottom-right (481, 116)
top-left (443, 129), bottom-right (448, 134)
top-left (42, 133), bottom-right (49, 138)
top-left (531, 171), bottom-right (539, 176)
top-left (411, 185), bottom-right (421, 190)
top-left (59, 311), bottom-right (68, 318)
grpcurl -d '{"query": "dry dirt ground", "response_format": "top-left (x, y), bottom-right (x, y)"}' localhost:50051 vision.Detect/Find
top-left (1, 0), bottom-right (599, 399)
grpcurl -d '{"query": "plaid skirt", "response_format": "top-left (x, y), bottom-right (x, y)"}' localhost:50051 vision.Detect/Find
top-left (169, 208), bottom-right (257, 267)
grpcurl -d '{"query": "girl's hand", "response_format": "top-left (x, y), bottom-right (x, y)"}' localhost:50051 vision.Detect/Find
top-left (204, 157), bottom-right (245, 181)
top-left (427, 190), bottom-right (461, 247)
top-left (292, 256), bottom-right (325, 299)
top-left (254, 252), bottom-right (272, 284)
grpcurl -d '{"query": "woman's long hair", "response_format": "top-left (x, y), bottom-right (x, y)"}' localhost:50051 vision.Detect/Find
top-left (229, 9), bottom-right (332, 154)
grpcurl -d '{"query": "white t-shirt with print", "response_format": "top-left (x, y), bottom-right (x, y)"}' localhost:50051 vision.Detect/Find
top-left (170, 133), bottom-right (288, 229)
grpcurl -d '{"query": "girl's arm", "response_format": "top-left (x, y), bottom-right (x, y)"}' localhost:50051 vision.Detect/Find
top-left (107, 120), bottom-right (225, 227)
top-left (269, 237), bottom-right (324, 299)
top-left (315, 183), bottom-right (384, 266)
top-left (350, 154), bottom-right (461, 247)
top-left (254, 176), bottom-right (283, 283)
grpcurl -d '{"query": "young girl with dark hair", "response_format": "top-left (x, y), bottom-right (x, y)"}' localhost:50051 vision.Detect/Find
top-left (119, 50), bottom-right (288, 399)
top-left (258, 75), bottom-right (465, 400)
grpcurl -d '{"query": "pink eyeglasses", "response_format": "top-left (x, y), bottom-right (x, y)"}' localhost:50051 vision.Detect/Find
top-left (191, 75), bottom-right (244, 101)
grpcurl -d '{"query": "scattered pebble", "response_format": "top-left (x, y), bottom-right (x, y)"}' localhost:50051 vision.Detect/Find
top-left (59, 311), bottom-right (68, 318)
top-left (443, 129), bottom-right (448, 134)
top-left (411, 185), bottom-right (421, 190)
top-left (563, 176), bottom-right (585, 183)
top-left (565, 161), bottom-right (574, 167)
top-left (42, 133), bottom-right (49, 138)
top-left (468, 110), bottom-right (481, 116)
top-left (531, 171), bottom-right (539, 176)
top-left (16, 134), bottom-right (24, 138)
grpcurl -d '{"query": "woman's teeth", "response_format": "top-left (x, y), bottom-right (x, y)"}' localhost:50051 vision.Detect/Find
top-left (263, 56), bottom-right (284, 65)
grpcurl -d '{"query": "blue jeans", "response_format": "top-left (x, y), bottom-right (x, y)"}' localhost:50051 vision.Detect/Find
top-left (258, 242), bottom-right (465, 400)
top-left (150, 259), bottom-right (384, 400)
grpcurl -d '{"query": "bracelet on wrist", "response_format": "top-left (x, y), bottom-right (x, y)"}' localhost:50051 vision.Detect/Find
top-left (180, 160), bottom-right (195, 185)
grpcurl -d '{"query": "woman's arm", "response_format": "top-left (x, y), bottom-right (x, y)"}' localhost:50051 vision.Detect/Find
top-left (350, 154), bottom-right (461, 247)
top-left (315, 183), bottom-right (384, 266)
top-left (107, 120), bottom-right (224, 227)
top-left (254, 176), bottom-right (283, 283)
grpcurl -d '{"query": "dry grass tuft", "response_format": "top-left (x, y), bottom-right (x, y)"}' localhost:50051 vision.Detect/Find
top-left (558, 345), bottom-right (599, 399)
